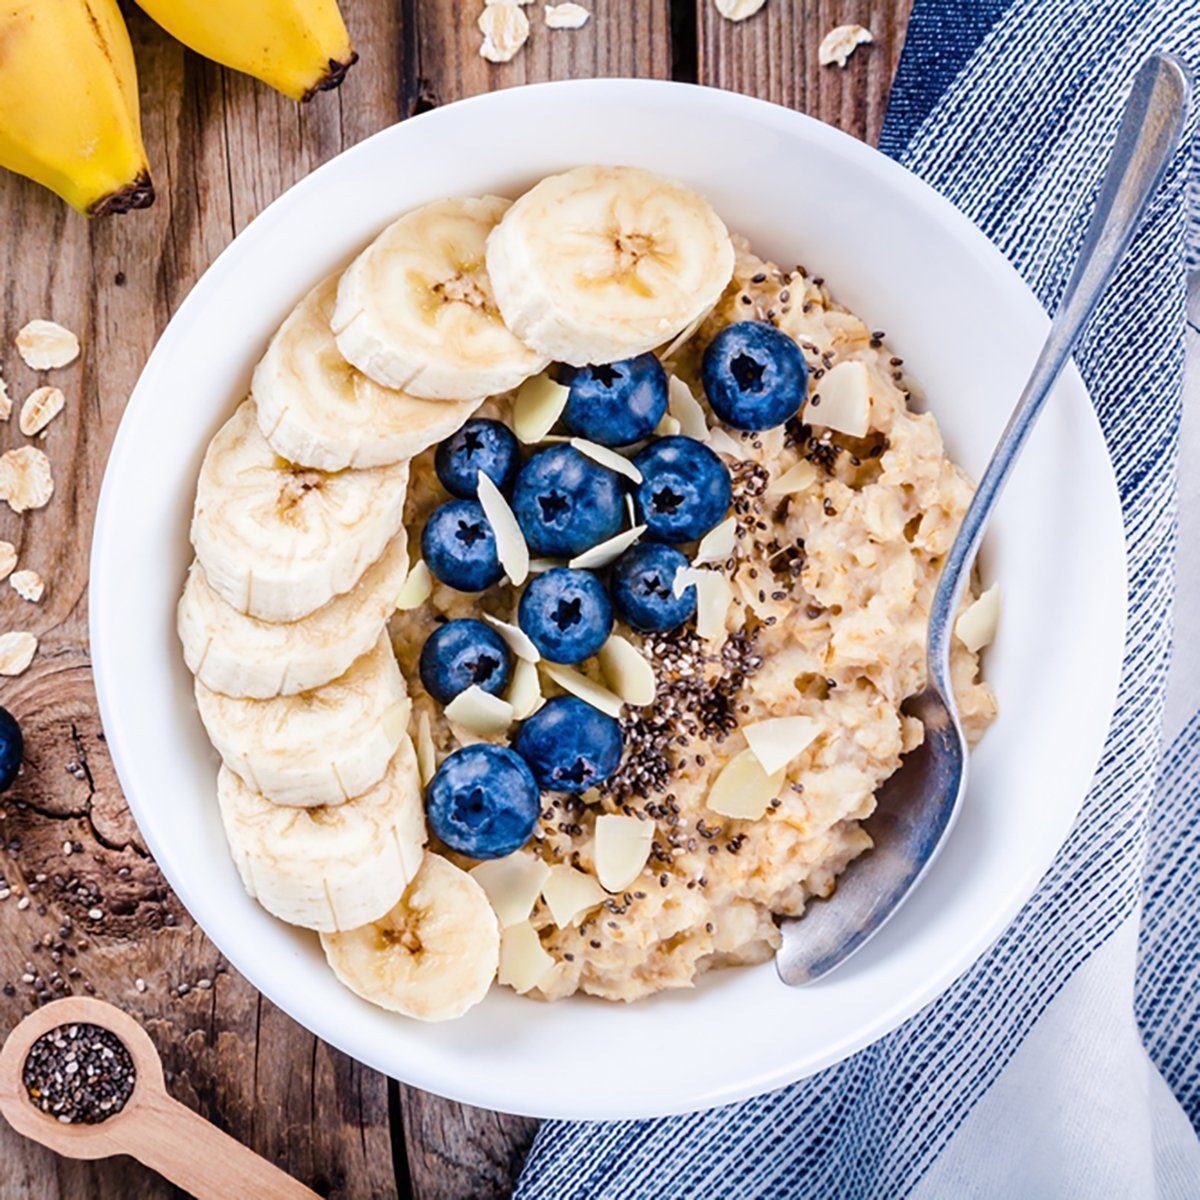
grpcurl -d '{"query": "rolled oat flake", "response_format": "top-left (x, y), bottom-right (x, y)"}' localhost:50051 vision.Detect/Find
top-left (23, 1023), bottom-right (136, 1124)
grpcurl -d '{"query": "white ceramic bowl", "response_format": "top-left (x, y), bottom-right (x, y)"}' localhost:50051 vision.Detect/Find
top-left (90, 80), bottom-right (1125, 1119)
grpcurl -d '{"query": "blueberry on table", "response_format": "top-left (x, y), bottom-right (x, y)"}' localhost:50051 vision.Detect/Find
top-left (701, 320), bottom-right (808, 431)
top-left (426, 744), bottom-right (540, 859)
top-left (419, 619), bottom-right (513, 706)
top-left (0, 707), bottom-right (22, 793)
top-left (513, 696), bottom-right (623, 793)
top-left (518, 567), bottom-right (613, 663)
top-left (632, 436), bottom-right (732, 543)
top-left (511, 444), bottom-right (625, 558)
top-left (610, 543), bottom-right (697, 633)
top-left (434, 418), bottom-right (521, 499)
top-left (421, 499), bottom-right (505, 592)
top-left (562, 353), bottom-right (668, 447)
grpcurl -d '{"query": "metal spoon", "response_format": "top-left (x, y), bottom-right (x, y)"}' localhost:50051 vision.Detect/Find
top-left (777, 52), bottom-right (1191, 987)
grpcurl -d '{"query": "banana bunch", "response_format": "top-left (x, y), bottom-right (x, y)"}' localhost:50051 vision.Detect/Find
top-left (181, 168), bottom-right (735, 1019)
top-left (0, 0), bottom-right (354, 216)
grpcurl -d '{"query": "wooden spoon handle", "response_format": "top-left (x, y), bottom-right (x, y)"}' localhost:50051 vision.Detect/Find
top-left (118, 1095), bottom-right (320, 1200)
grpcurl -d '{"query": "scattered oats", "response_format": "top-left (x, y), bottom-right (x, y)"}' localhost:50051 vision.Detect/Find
top-left (0, 374), bottom-right (10, 421)
top-left (715, 0), bottom-right (767, 21)
top-left (0, 541), bottom-right (15, 581)
top-left (479, 1), bottom-right (531, 62)
top-left (0, 447), bottom-right (53, 513)
top-left (19, 386), bottom-right (65, 436)
top-left (16, 320), bottom-right (80, 371)
top-left (0, 631), bottom-right (37, 676)
top-left (10, 569), bottom-right (44, 602)
top-left (17, 895), bottom-right (31, 910)
top-left (818, 23), bottom-right (874, 68)
top-left (545, 2), bottom-right (589, 28)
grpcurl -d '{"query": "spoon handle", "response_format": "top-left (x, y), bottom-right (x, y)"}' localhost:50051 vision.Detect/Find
top-left (118, 1094), bottom-right (320, 1200)
top-left (926, 53), bottom-right (1190, 694)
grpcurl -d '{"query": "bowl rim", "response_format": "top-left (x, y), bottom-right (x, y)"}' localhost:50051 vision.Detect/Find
top-left (89, 78), bottom-right (1126, 1119)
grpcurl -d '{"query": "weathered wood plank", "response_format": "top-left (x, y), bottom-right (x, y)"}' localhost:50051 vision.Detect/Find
top-left (698, 0), bottom-right (914, 145)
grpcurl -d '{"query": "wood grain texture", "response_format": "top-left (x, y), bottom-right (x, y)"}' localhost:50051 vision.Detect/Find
top-left (0, 2), bottom-right (908, 1197)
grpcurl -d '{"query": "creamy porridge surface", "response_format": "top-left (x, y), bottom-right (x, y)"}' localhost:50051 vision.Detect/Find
top-left (390, 237), bottom-right (996, 1003)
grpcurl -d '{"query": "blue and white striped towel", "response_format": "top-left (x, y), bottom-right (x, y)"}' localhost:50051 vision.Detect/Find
top-left (515, 2), bottom-right (1200, 1195)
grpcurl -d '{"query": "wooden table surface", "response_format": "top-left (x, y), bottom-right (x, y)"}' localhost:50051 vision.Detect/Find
top-left (0, 1), bottom-right (910, 1195)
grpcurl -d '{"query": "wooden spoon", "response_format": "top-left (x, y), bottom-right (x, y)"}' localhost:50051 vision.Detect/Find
top-left (0, 997), bottom-right (319, 1199)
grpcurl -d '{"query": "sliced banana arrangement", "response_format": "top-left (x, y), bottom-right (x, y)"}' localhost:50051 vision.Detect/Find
top-left (180, 165), bottom-right (979, 1023)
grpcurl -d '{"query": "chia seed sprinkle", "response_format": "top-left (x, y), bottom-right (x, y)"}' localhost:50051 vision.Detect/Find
top-left (23, 1024), bottom-right (135, 1124)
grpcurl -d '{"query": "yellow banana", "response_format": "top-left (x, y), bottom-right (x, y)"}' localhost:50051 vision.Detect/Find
top-left (134, 0), bottom-right (357, 102)
top-left (0, 0), bottom-right (153, 216)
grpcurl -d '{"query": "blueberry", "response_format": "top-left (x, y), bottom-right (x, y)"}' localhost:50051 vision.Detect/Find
top-left (610, 543), bottom-right (697, 633)
top-left (562, 353), bottom-right (668, 447)
top-left (0, 707), bottom-right (22, 794)
top-left (632, 436), bottom-right (731, 543)
top-left (419, 619), bottom-right (513, 706)
top-left (513, 697), bottom-right (622, 793)
top-left (421, 499), bottom-right (504, 592)
top-left (512, 445), bottom-right (625, 558)
top-left (426, 744), bottom-right (540, 859)
top-left (518, 568), bottom-right (613, 663)
top-left (701, 320), bottom-right (808, 431)
top-left (434, 418), bottom-right (521, 499)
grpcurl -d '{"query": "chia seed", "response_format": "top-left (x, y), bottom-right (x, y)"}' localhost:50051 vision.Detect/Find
top-left (23, 1024), bottom-right (135, 1124)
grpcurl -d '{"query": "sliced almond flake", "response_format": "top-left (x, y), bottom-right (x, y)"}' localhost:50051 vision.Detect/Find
top-left (17, 320), bottom-right (80, 371)
top-left (498, 922), bottom-right (555, 993)
top-left (593, 813), bottom-right (654, 892)
top-left (507, 656), bottom-right (545, 719)
top-left (568, 438), bottom-right (642, 483)
top-left (597, 635), bottom-right (656, 706)
top-left (705, 427), bottom-right (746, 459)
top-left (514, 373), bottom-right (568, 443)
top-left (10, 569), bottom-right (44, 602)
top-left (715, 0), bottom-right (767, 20)
top-left (0, 541), bottom-right (15, 581)
top-left (0, 447), bottom-right (53, 513)
top-left (625, 493), bottom-right (636, 526)
top-left (655, 413), bottom-right (682, 437)
top-left (0, 630), bottom-right (37, 676)
top-left (667, 375), bottom-right (708, 440)
top-left (658, 303), bottom-right (715, 363)
top-left (479, 0), bottom-right (531, 62)
top-left (444, 685), bottom-right (514, 737)
top-left (415, 710), bottom-right (437, 786)
top-left (544, 2), bottom-right (589, 28)
top-left (810, 360), bottom-right (870, 437)
top-left (541, 864), bottom-right (605, 927)
top-left (707, 748), bottom-right (785, 820)
top-left (743, 715), bottom-right (820, 775)
top-left (19, 386), bottom-right (65, 437)
top-left (568, 524), bottom-right (646, 570)
top-left (673, 566), bottom-right (734, 646)
top-left (395, 559), bottom-right (432, 610)
top-left (818, 23), bottom-right (874, 67)
top-left (381, 699), bottom-right (411, 744)
top-left (471, 853), bottom-right (551, 929)
top-left (0, 375), bottom-right (11, 421)
top-left (956, 582), bottom-right (1001, 652)
top-left (527, 557), bottom-right (564, 574)
top-left (767, 459), bottom-right (819, 496)
top-left (694, 516), bottom-right (737, 564)
top-left (540, 663), bottom-right (624, 718)
top-left (485, 613), bottom-right (540, 662)
top-left (477, 472), bottom-right (529, 585)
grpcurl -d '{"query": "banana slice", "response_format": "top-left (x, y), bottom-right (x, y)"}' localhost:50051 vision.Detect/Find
top-left (218, 736), bottom-right (427, 932)
top-left (253, 276), bottom-right (482, 470)
top-left (321, 853), bottom-right (500, 1021)
top-left (191, 400), bottom-right (410, 623)
top-left (195, 632), bottom-right (407, 807)
top-left (332, 196), bottom-right (548, 401)
top-left (486, 165), bottom-right (735, 365)
top-left (178, 535), bottom-right (409, 700)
